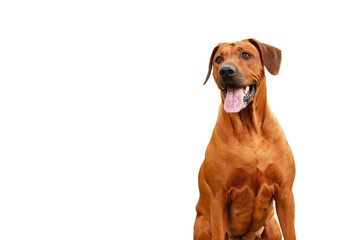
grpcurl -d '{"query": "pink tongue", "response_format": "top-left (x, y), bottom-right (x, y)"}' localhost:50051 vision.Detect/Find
top-left (224, 86), bottom-right (244, 113)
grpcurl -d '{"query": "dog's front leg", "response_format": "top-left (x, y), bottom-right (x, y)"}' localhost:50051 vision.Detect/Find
top-left (210, 191), bottom-right (228, 240)
top-left (275, 187), bottom-right (296, 240)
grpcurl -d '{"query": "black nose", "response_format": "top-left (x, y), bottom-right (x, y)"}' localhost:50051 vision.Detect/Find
top-left (219, 65), bottom-right (236, 78)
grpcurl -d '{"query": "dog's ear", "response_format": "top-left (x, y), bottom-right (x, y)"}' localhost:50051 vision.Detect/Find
top-left (203, 44), bottom-right (220, 85)
top-left (248, 38), bottom-right (282, 75)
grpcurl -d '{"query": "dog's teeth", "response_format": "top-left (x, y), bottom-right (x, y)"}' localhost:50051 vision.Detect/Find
top-left (245, 86), bottom-right (249, 95)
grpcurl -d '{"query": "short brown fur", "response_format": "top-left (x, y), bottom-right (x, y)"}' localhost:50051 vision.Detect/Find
top-left (194, 39), bottom-right (296, 240)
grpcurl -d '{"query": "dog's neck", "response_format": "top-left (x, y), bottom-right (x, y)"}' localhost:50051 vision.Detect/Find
top-left (216, 77), bottom-right (269, 138)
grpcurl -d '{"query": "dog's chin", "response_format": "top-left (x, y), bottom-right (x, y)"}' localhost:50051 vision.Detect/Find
top-left (221, 83), bottom-right (257, 113)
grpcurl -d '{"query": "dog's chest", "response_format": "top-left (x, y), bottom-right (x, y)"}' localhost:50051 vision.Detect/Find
top-left (222, 140), bottom-right (282, 184)
top-left (206, 136), bottom-right (285, 190)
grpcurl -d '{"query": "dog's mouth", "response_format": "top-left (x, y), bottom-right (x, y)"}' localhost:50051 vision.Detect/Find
top-left (222, 83), bottom-right (257, 113)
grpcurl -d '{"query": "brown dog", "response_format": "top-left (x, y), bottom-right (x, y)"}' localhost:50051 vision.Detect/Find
top-left (194, 39), bottom-right (296, 240)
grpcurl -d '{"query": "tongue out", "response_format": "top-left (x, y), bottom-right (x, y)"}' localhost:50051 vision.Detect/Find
top-left (224, 86), bottom-right (244, 113)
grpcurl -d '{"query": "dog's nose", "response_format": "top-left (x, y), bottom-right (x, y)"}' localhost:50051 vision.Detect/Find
top-left (219, 65), bottom-right (236, 78)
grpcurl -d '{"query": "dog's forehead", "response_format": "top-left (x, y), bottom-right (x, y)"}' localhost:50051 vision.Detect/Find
top-left (218, 41), bottom-right (259, 56)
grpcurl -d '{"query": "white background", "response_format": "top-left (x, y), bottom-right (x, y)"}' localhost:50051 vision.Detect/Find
top-left (1, 0), bottom-right (347, 239)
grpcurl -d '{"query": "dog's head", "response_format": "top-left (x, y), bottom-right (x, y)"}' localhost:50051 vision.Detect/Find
top-left (204, 39), bottom-right (281, 113)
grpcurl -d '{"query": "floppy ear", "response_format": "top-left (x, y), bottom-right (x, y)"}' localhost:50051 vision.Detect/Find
top-left (203, 44), bottom-right (220, 85)
top-left (248, 38), bottom-right (282, 75)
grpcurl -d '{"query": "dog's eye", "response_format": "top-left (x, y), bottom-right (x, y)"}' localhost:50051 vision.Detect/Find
top-left (241, 52), bottom-right (251, 60)
top-left (215, 56), bottom-right (223, 63)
